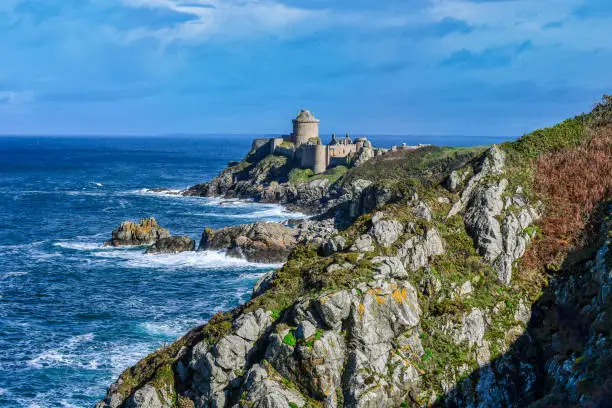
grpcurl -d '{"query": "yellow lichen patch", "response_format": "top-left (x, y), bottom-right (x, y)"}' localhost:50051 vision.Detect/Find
top-left (392, 288), bottom-right (408, 303)
top-left (358, 303), bottom-right (365, 317)
top-left (375, 295), bottom-right (386, 305)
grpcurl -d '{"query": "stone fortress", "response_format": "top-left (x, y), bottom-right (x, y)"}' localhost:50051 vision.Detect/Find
top-left (251, 110), bottom-right (381, 174)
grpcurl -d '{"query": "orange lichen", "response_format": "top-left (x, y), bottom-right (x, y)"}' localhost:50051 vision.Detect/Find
top-left (392, 288), bottom-right (408, 303)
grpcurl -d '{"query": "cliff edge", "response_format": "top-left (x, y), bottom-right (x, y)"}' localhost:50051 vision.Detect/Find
top-left (97, 97), bottom-right (612, 407)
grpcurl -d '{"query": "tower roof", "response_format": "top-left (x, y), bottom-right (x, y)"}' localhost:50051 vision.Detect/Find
top-left (294, 110), bottom-right (320, 123)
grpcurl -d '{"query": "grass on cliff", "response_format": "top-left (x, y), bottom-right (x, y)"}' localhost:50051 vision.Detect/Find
top-left (342, 146), bottom-right (484, 193)
top-left (288, 165), bottom-right (348, 185)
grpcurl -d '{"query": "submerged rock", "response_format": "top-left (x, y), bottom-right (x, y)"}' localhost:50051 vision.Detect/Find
top-left (145, 236), bottom-right (195, 254)
top-left (104, 218), bottom-right (170, 247)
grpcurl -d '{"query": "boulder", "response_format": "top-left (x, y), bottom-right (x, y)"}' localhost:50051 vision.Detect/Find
top-left (349, 234), bottom-right (375, 253)
top-left (370, 213), bottom-right (404, 248)
top-left (124, 384), bottom-right (168, 408)
top-left (145, 236), bottom-right (195, 254)
top-left (199, 222), bottom-right (297, 263)
top-left (105, 218), bottom-right (170, 247)
top-left (322, 235), bottom-right (347, 256)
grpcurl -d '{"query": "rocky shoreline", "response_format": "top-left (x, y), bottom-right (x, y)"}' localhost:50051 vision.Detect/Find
top-left (96, 104), bottom-right (612, 408)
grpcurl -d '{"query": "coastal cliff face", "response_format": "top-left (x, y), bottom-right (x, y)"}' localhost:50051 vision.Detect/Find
top-left (97, 102), bottom-right (611, 407)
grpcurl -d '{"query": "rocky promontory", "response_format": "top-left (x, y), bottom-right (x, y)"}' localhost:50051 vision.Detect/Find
top-left (97, 98), bottom-right (612, 407)
top-left (104, 218), bottom-right (171, 247)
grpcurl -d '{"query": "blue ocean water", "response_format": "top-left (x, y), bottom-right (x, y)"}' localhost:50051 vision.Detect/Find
top-left (0, 133), bottom-right (509, 407)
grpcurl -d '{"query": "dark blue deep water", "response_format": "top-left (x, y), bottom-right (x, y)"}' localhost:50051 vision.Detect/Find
top-left (0, 134), bottom-right (508, 407)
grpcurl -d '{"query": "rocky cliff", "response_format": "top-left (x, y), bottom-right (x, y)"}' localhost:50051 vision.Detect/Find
top-left (97, 100), bottom-right (612, 408)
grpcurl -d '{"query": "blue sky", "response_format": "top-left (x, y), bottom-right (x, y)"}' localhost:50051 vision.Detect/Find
top-left (0, 0), bottom-right (611, 136)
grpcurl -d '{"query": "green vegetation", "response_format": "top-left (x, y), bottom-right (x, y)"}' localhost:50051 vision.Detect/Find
top-left (283, 331), bottom-right (297, 346)
top-left (288, 168), bottom-right (315, 183)
top-left (288, 165), bottom-right (348, 185)
top-left (343, 146), bottom-right (484, 197)
top-left (280, 141), bottom-right (295, 149)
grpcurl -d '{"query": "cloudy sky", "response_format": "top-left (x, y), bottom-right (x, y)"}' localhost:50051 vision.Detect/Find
top-left (0, 0), bottom-right (610, 136)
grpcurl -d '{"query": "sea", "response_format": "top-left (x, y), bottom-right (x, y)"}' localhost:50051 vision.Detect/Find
top-left (0, 133), bottom-right (510, 407)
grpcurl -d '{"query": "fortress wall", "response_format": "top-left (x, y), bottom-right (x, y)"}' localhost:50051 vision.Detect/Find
top-left (300, 145), bottom-right (327, 174)
top-left (270, 138), bottom-right (284, 155)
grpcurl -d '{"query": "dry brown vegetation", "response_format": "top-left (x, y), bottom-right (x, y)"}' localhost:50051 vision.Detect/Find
top-left (521, 126), bottom-right (612, 273)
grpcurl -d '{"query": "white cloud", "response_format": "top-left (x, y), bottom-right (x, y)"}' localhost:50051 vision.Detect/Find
top-left (120, 0), bottom-right (328, 43)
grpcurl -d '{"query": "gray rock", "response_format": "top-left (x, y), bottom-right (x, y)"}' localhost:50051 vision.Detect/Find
top-left (322, 235), bottom-right (347, 256)
top-left (105, 218), bottom-right (170, 247)
top-left (199, 222), bottom-right (297, 263)
top-left (295, 320), bottom-right (317, 340)
top-left (464, 179), bottom-right (507, 263)
top-left (344, 280), bottom-right (421, 406)
top-left (326, 262), bottom-right (352, 273)
top-left (124, 385), bottom-right (166, 408)
top-left (412, 201), bottom-right (433, 222)
top-left (234, 309), bottom-right (273, 342)
top-left (349, 234), bottom-right (375, 252)
top-left (397, 228), bottom-right (444, 272)
top-left (145, 236), bottom-right (195, 254)
top-left (445, 169), bottom-right (470, 192)
top-left (448, 146), bottom-right (506, 218)
top-left (314, 290), bottom-right (352, 330)
top-left (455, 308), bottom-right (486, 347)
top-left (240, 364), bottom-right (306, 408)
top-left (370, 213), bottom-right (404, 247)
top-left (371, 256), bottom-right (408, 279)
top-left (252, 270), bottom-right (276, 298)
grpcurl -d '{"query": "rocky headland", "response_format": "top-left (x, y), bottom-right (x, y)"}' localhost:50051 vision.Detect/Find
top-left (97, 98), bottom-right (611, 407)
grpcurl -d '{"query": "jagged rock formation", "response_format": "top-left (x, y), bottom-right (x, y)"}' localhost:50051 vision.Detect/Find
top-left (146, 236), bottom-right (196, 254)
top-left (96, 106), bottom-right (612, 408)
top-left (105, 218), bottom-right (171, 247)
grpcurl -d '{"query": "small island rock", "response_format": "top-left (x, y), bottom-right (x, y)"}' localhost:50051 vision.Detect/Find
top-left (104, 218), bottom-right (170, 247)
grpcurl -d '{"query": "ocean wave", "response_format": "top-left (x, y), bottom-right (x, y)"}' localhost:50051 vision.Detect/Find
top-left (53, 241), bottom-right (104, 251)
top-left (138, 321), bottom-right (194, 338)
top-left (92, 249), bottom-right (282, 269)
top-left (27, 333), bottom-right (97, 370)
top-left (0, 271), bottom-right (29, 279)
top-left (129, 188), bottom-right (184, 197)
top-left (89, 182), bottom-right (104, 187)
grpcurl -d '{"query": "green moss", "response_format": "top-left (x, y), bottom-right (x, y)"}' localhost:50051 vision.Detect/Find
top-left (283, 331), bottom-right (297, 346)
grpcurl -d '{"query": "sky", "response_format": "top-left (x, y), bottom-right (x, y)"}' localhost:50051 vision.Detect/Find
top-left (0, 0), bottom-right (611, 137)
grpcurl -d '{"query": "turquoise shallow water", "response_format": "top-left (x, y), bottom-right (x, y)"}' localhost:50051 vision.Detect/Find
top-left (0, 134), bottom-right (508, 407)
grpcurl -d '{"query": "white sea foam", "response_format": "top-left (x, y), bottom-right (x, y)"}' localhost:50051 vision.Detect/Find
top-left (139, 322), bottom-right (185, 337)
top-left (28, 333), bottom-right (97, 370)
top-left (53, 241), bottom-right (103, 251)
top-left (90, 182), bottom-right (104, 187)
top-left (130, 188), bottom-right (184, 197)
top-left (1, 271), bottom-right (29, 279)
top-left (0, 387), bottom-right (7, 395)
top-left (92, 249), bottom-right (281, 269)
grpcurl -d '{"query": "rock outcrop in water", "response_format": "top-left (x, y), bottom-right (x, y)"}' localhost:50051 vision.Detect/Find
top-left (199, 222), bottom-right (298, 264)
top-left (97, 103), bottom-right (612, 407)
top-left (105, 218), bottom-right (171, 247)
top-left (146, 236), bottom-right (196, 254)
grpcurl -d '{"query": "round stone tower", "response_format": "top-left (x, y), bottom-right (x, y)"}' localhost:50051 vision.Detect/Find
top-left (292, 110), bottom-right (320, 146)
